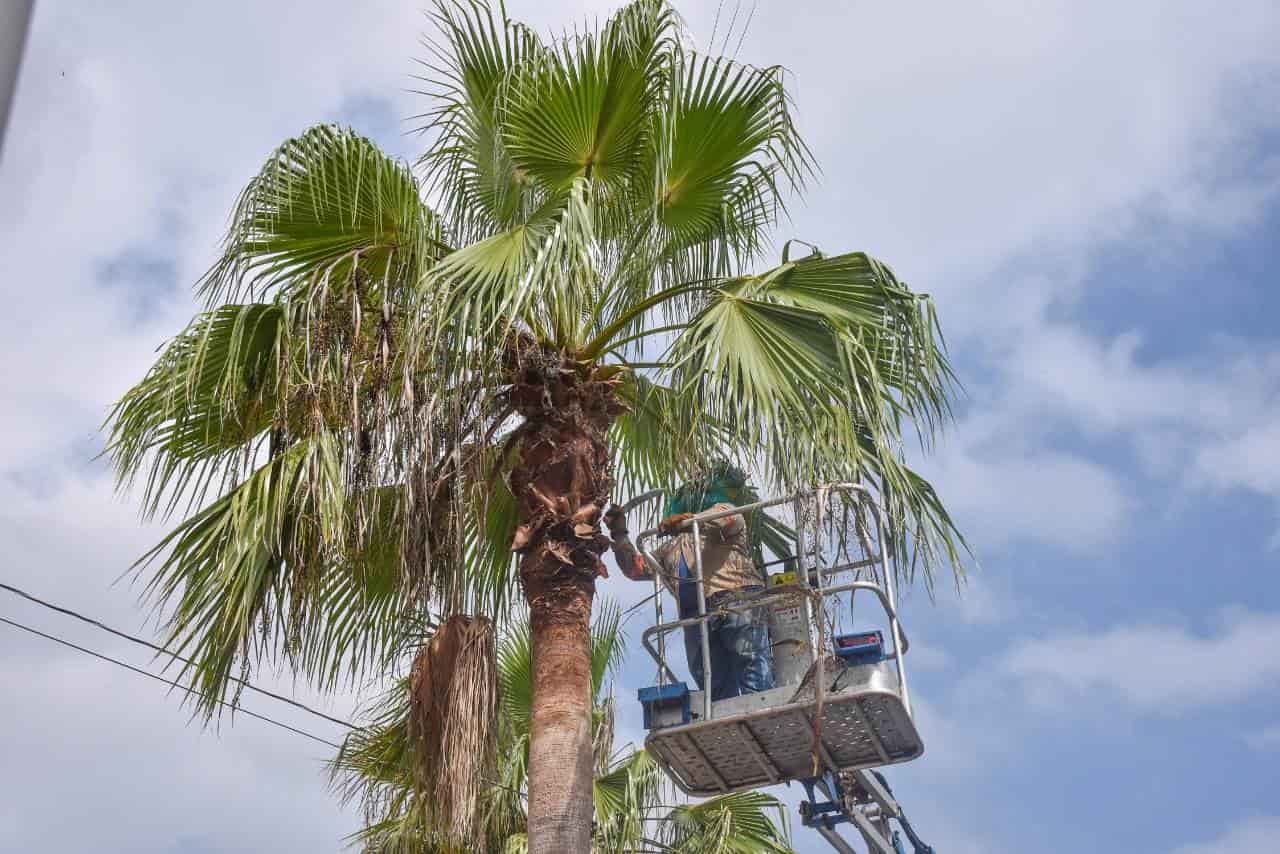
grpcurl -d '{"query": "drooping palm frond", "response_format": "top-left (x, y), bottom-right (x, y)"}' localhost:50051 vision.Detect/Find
top-left (106, 301), bottom-right (285, 518)
top-left (128, 428), bottom-right (422, 710)
top-left (658, 248), bottom-right (966, 587)
top-left (418, 0), bottom-right (545, 240)
top-left (593, 747), bottom-right (662, 853)
top-left (201, 124), bottom-right (442, 306)
top-left (756, 251), bottom-right (955, 441)
top-left (659, 790), bottom-right (794, 854)
top-left (104, 132), bottom-right (475, 718)
top-left (648, 49), bottom-right (810, 290)
top-left (408, 614), bottom-right (499, 846)
top-left (299, 484), bottom-right (425, 687)
top-left (134, 434), bottom-right (336, 711)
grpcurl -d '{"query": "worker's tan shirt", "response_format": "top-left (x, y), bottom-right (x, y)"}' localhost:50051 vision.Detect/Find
top-left (651, 503), bottom-right (763, 598)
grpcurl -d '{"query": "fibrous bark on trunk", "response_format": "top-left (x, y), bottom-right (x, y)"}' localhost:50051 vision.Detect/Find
top-left (505, 338), bottom-right (626, 853)
top-left (524, 571), bottom-right (596, 852)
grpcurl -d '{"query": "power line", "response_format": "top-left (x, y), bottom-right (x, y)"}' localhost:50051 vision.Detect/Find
top-left (0, 614), bottom-right (341, 750)
top-left (0, 580), bottom-right (357, 730)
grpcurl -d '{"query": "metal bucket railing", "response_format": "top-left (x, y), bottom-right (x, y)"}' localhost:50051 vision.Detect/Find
top-left (633, 483), bottom-right (912, 724)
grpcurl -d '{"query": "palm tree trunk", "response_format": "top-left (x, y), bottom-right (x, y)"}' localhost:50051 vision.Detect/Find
top-left (507, 344), bottom-right (622, 853)
top-left (524, 570), bottom-right (595, 852)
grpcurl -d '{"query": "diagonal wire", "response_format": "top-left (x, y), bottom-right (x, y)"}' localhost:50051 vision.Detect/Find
top-left (0, 580), bottom-right (358, 730)
top-left (0, 615), bottom-right (341, 749)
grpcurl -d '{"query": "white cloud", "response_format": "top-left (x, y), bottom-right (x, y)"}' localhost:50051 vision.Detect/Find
top-left (0, 648), bottom-right (359, 854)
top-left (903, 573), bottom-right (1024, 628)
top-left (1245, 723), bottom-right (1280, 752)
top-left (927, 430), bottom-right (1134, 553)
top-left (0, 0), bottom-right (430, 474)
top-left (708, 0), bottom-right (1280, 551)
top-left (932, 296), bottom-right (1280, 547)
top-left (1000, 608), bottom-right (1280, 712)
top-left (1196, 423), bottom-right (1280, 500)
top-left (727, 0), bottom-right (1280, 295)
top-left (1170, 816), bottom-right (1280, 854)
top-left (905, 640), bottom-right (954, 673)
top-left (975, 312), bottom-right (1280, 539)
top-left (997, 324), bottom-right (1271, 437)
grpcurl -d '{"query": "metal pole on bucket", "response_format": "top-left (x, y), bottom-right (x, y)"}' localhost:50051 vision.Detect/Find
top-left (621, 489), bottom-right (668, 687)
top-left (691, 518), bottom-right (713, 722)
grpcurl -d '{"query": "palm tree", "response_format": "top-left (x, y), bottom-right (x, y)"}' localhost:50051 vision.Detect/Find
top-left (332, 602), bottom-right (795, 853)
top-left (106, 1), bottom-right (965, 850)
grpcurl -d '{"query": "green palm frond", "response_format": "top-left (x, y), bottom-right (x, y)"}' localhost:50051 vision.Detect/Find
top-left (201, 124), bottom-right (441, 305)
top-left (457, 466), bottom-right (521, 616)
top-left (495, 612), bottom-right (534, 738)
top-left (500, 0), bottom-right (675, 195)
top-left (660, 246), bottom-right (965, 586)
top-left (422, 177), bottom-right (598, 350)
top-left (332, 679), bottom-right (431, 852)
top-left (650, 49), bottom-right (810, 288)
top-left (751, 510), bottom-right (796, 570)
top-left (590, 598), bottom-right (626, 697)
top-left (593, 748), bottom-right (662, 853)
top-left (660, 790), bottom-right (794, 853)
top-left (756, 251), bottom-right (956, 438)
top-left (136, 435), bottom-right (341, 713)
top-left (333, 678), bottom-right (415, 797)
top-left (609, 371), bottom-right (734, 497)
top-left (495, 597), bottom-right (627, 742)
top-left (419, 0), bottom-right (544, 239)
top-left (677, 294), bottom-right (846, 411)
top-left (106, 301), bottom-right (284, 518)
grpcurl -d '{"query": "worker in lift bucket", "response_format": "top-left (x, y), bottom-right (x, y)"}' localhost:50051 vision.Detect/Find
top-left (604, 463), bottom-right (775, 701)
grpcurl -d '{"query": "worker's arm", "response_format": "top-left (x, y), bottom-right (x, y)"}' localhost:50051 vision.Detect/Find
top-left (655, 504), bottom-right (743, 538)
top-left (604, 505), bottom-right (651, 581)
top-left (690, 502), bottom-right (745, 543)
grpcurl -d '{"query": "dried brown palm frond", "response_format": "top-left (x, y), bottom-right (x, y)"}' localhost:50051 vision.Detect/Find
top-left (409, 613), bottom-right (499, 846)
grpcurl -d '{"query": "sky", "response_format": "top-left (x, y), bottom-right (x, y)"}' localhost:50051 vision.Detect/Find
top-left (2, 1), bottom-right (1279, 852)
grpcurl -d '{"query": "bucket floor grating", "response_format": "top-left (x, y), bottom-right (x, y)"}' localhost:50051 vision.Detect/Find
top-left (645, 690), bottom-right (922, 797)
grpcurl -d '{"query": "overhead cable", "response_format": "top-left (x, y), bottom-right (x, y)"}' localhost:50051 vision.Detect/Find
top-left (0, 580), bottom-right (357, 730)
top-left (0, 614), bottom-right (342, 749)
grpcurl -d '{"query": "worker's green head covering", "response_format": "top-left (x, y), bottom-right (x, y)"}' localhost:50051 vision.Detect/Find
top-left (665, 461), bottom-right (757, 516)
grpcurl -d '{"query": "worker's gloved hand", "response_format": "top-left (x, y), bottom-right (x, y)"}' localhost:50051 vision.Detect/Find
top-left (658, 512), bottom-right (694, 535)
top-left (603, 504), bottom-right (629, 539)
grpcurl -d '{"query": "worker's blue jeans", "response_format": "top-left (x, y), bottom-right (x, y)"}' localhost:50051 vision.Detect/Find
top-left (682, 586), bottom-right (775, 701)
